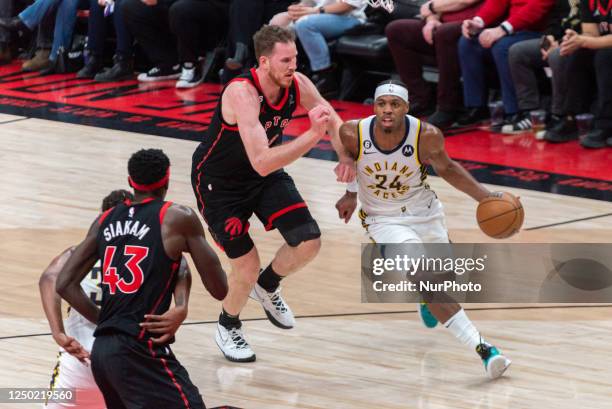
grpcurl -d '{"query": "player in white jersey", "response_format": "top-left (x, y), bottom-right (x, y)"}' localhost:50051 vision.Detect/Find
top-left (335, 80), bottom-right (511, 379)
top-left (39, 190), bottom-right (192, 407)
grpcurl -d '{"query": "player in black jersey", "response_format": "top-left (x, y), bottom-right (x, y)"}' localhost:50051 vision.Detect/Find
top-left (57, 149), bottom-right (228, 409)
top-left (191, 25), bottom-right (355, 362)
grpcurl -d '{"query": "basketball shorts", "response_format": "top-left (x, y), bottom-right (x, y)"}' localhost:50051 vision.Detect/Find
top-left (43, 350), bottom-right (105, 409)
top-left (90, 333), bottom-right (205, 409)
top-left (360, 190), bottom-right (449, 244)
top-left (191, 170), bottom-right (317, 258)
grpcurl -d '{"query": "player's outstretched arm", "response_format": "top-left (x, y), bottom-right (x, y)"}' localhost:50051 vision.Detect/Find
top-left (167, 205), bottom-right (228, 301)
top-left (140, 257), bottom-right (191, 344)
top-left (39, 247), bottom-right (89, 361)
top-left (419, 122), bottom-right (491, 202)
top-left (335, 121), bottom-right (359, 222)
top-left (295, 72), bottom-right (356, 183)
top-left (56, 221), bottom-right (101, 325)
top-left (226, 81), bottom-right (329, 176)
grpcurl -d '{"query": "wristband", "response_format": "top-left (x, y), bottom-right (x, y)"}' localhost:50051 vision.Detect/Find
top-left (347, 181), bottom-right (358, 193)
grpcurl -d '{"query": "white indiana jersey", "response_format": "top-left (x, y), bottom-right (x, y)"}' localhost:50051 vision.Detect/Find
top-left (64, 261), bottom-right (102, 352)
top-left (356, 114), bottom-right (430, 216)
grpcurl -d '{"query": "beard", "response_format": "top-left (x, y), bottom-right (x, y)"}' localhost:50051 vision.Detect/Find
top-left (270, 70), bottom-right (293, 88)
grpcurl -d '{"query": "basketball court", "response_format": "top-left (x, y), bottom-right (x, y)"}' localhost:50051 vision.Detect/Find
top-left (0, 63), bottom-right (611, 408)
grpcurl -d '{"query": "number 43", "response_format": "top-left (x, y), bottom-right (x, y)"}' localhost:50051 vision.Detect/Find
top-left (102, 246), bottom-right (149, 294)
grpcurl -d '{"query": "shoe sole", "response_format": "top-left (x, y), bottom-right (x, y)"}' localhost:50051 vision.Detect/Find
top-left (176, 79), bottom-right (204, 89)
top-left (263, 309), bottom-right (293, 330)
top-left (487, 356), bottom-right (511, 379)
top-left (249, 291), bottom-right (294, 330)
top-left (215, 336), bottom-right (256, 363)
top-left (137, 73), bottom-right (181, 82)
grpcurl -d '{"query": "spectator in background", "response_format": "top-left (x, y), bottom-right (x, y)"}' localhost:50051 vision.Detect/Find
top-left (386, 0), bottom-right (482, 128)
top-left (0, 0), bottom-right (54, 70)
top-left (558, 0), bottom-right (612, 148)
top-left (122, 0), bottom-right (230, 88)
top-left (225, 0), bottom-right (292, 74)
top-left (0, 0), bottom-right (17, 64)
top-left (0, 0), bottom-right (82, 74)
top-left (270, 0), bottom-right (367, 97)
top-left (504, 0), bottom-right (580, 134)
top-left (457, 0), bottom-right (555, 126)
top-left (77, 0), bottom-right (134, 81)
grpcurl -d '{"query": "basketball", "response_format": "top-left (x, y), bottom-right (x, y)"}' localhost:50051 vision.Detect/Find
top-left (476, 192), bottom-right (524, 239)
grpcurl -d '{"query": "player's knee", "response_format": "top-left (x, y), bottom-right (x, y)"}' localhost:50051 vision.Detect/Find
top-left (297, 236), bottom-right (321, 258)
top-left (283, 221), bottom-right (321, 248)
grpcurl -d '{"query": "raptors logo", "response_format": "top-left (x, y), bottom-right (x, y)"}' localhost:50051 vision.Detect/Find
top-left (224, 217), bottom-right (247, 238)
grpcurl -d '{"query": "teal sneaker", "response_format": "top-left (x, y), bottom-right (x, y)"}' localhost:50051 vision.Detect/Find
top-left (476, 343), bottom-right (511, 379)
top-left (418, 303), bottom-right (439, 328)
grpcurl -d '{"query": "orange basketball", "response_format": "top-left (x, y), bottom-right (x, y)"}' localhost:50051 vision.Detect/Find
top-left (476, 192), bottom-right (524, 239)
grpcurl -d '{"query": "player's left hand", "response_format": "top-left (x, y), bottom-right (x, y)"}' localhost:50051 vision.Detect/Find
top-left (140, 306), bottom-right (188, 344)
top-left (335, 192), bottom-right (358, 223)
top-left (334, 159), bottom-right (356, 183)
top-left (54, 333), bottom-right (90, 364)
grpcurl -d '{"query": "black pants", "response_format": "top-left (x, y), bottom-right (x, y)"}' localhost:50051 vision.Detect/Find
top-left (564, 47), bottom-right (612, 130)
top-left (122, 0), bottom-right (229, 67)
top-left (91, 333), bottom-right (206, 409)
top-left (169, 0), bottom-right (229, 63)
top-left (227, 0), bottom-right (292, 56)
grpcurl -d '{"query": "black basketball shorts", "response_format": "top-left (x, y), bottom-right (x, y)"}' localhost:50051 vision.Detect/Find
top-left (191, 170), bottom-right (318, 259)
top-left (90, 333), bottom-right (206, 409)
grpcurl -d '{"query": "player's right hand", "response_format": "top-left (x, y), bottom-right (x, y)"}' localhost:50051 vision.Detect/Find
top-left (54, 333), bottom-right (90, 364)
top-left (308, 105), bottom-right (331, 137)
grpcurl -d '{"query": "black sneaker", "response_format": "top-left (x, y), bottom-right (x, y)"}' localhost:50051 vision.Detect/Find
top-left (311, 69), bottom-right (338, 99)
top-left (94, 55), bottom-right (133, 82)
top-left (77, 55), bottom-right (104, 79)
top-left (175, 62), bottom-right (203, 89)
top-left (501, 112), bottom-right (532, 134)
top-left (580, 129), bottom-right (608, 149)
top-left (137, 64), bottom-right (181, 82)
top-left (456, 107), bottom-right (489, 126)
top-left (544, 116), bottom-right (578, 143)
top-left (427, 110), bottom-right (458, 129)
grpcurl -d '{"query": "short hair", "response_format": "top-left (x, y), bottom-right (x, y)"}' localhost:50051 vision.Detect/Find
top-left (127, 149), bottom-right (170, 190)
top-left (376, 79), bottom-right (408, 89)
top-left (101, 189), bottom-right (134, 211)
top-left (253, 25), bottom-right (296, 60)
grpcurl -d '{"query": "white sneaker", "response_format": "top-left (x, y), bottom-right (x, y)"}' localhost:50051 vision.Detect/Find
top-left (137, 65), bottom-right (181, 82)
top-left (215, 323), bottom-right (256, 363)
top-left (175, 63), bottom-right (204, 89)
top-left (476, 343), bottom-right (511, 379)
top-left (249, 283), bottom-right (295, 329)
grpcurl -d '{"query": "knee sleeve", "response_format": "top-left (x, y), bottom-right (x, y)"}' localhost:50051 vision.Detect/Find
top-left (281, 221), bottom-right (321, 247)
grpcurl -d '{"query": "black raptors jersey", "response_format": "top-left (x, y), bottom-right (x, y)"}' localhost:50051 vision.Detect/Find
top-left (94, 198), bottom-right (179, 341)
top-left (193, 68), bottom-right (300, 181)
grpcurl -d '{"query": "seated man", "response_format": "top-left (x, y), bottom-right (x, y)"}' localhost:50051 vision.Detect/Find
top-left (457, 0), bottom-right (554, 126)
top-left (225, 0), bottom-right (293, 74)
top-left (121, 0), bottom-right (229, 88)
top-left (386, 0), bottom-right (482, 127)
top-left (270, 0), bottom-right (367, 97)
top-left (559, 0), bottom-right (612, 148)
top-left (76, 0), bottom-right (134, 82)
top-left (0, 0), bottom-right (77, 72)
top-left (505, 0), bottom-right (579, 134)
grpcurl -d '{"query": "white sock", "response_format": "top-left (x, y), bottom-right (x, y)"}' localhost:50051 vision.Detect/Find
top-left (444, 309), bottom-right (482, 351)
